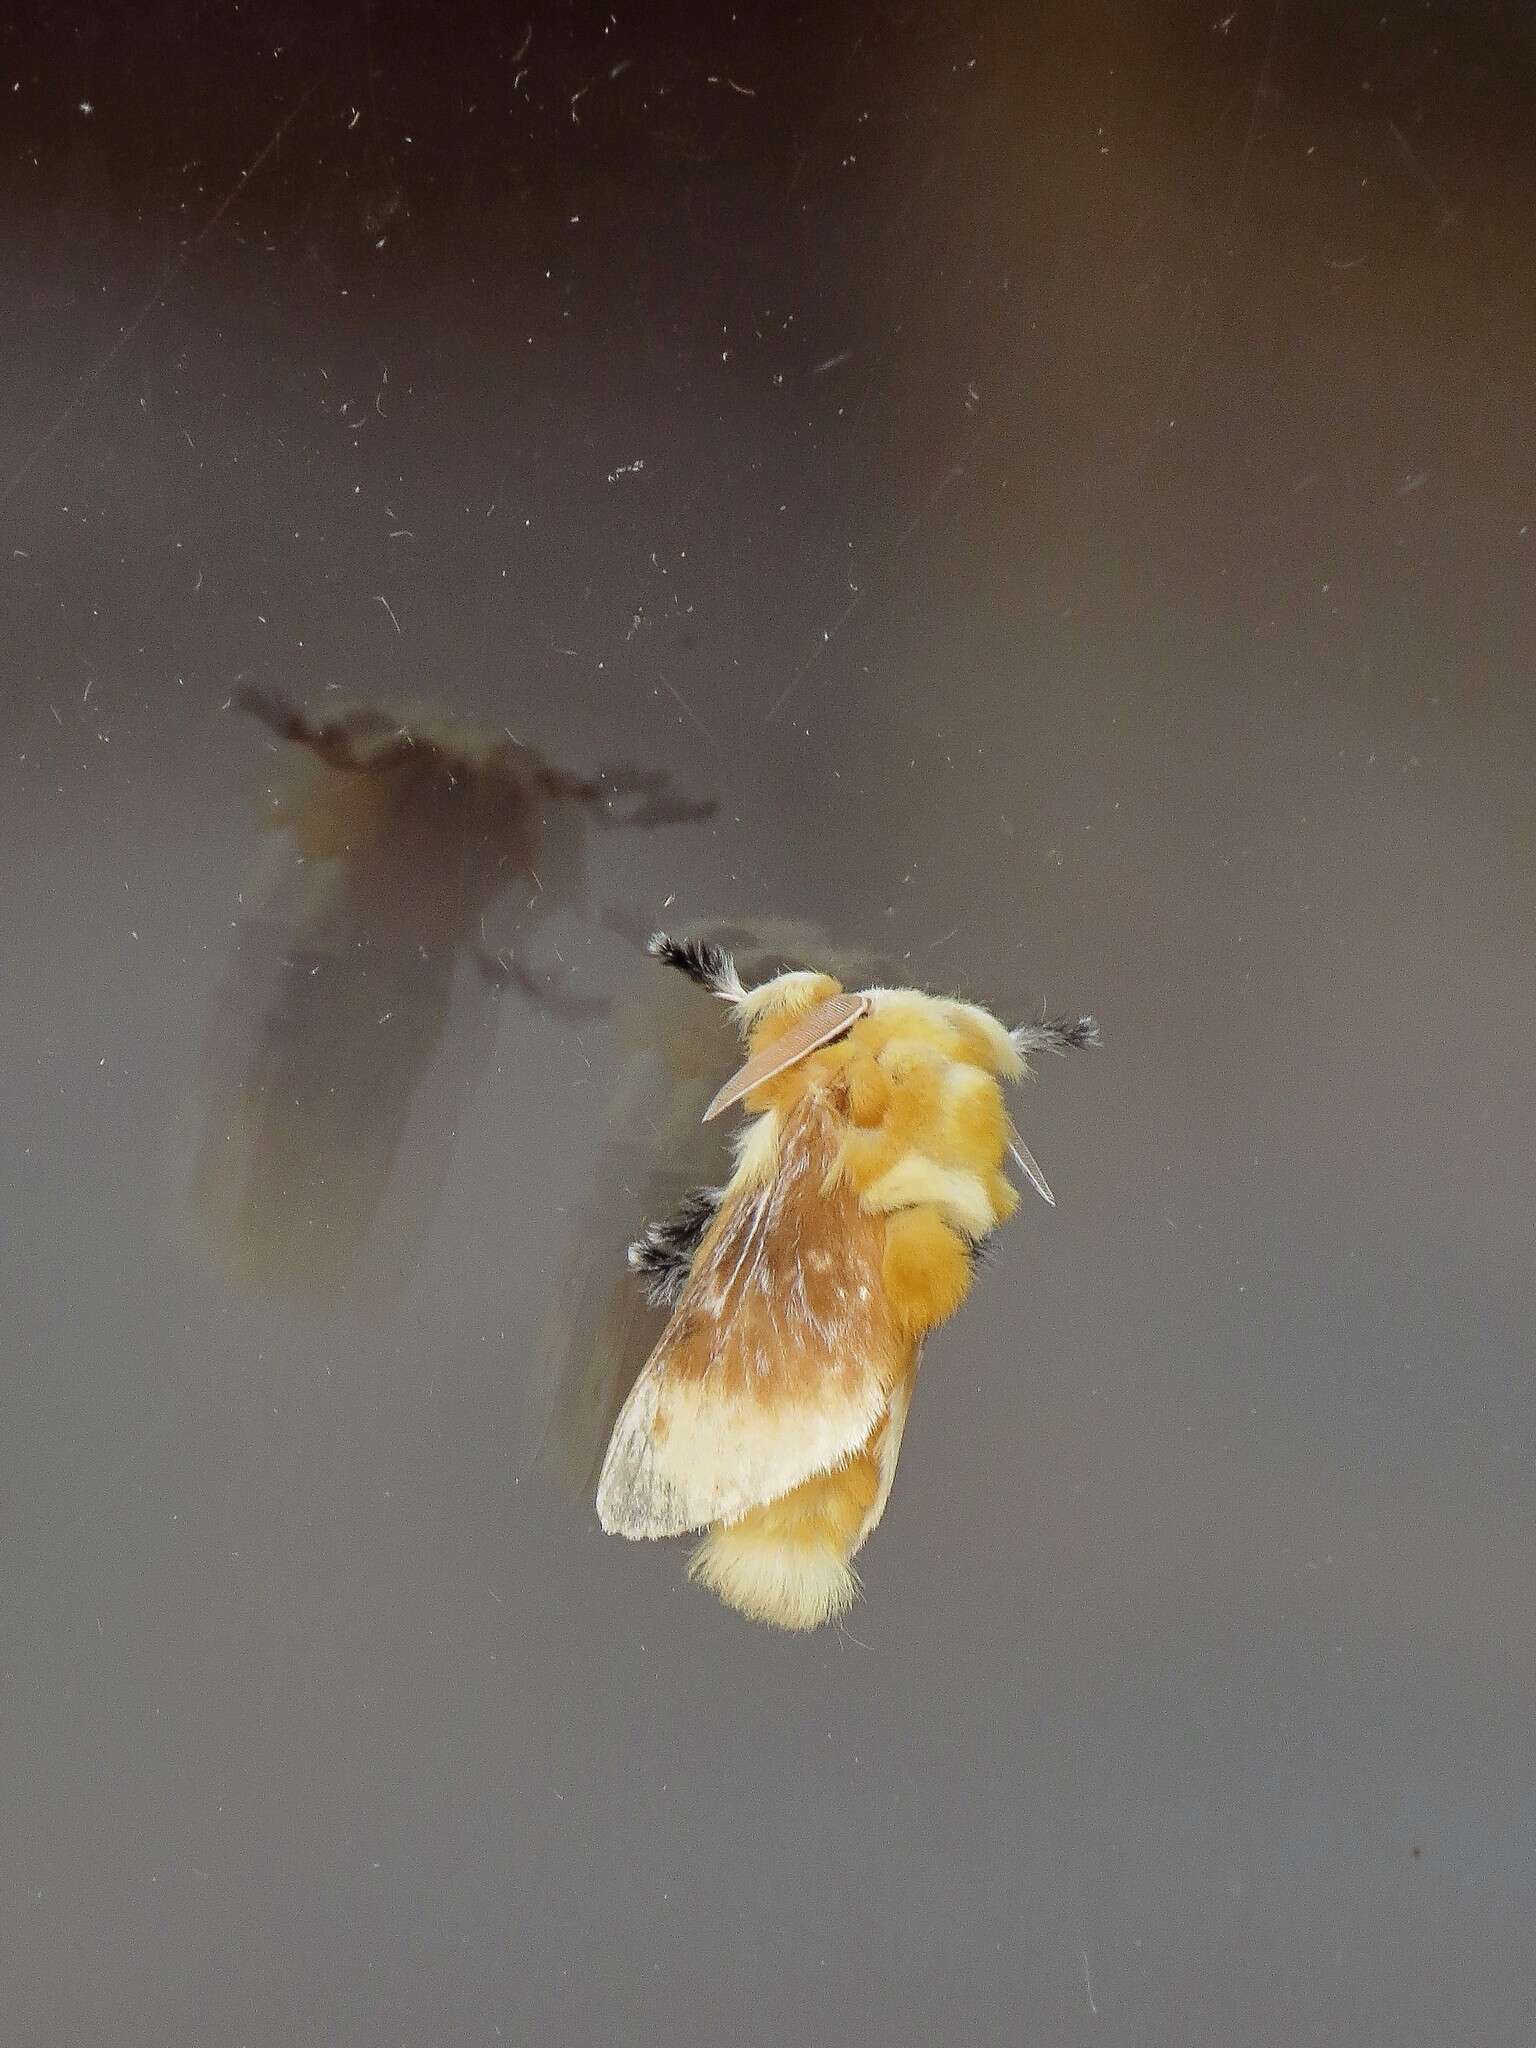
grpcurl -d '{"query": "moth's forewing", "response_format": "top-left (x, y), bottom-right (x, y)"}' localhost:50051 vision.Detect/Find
top-left (596, 1093), bottom-right (909, 1538)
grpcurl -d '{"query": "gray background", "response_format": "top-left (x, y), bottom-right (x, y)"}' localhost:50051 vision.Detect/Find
top-left (3, 3), bottom-right (1533, 2041)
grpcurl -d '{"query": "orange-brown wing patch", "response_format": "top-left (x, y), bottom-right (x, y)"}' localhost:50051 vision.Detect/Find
top-left (597, 1092), bottom-right (911, 1537)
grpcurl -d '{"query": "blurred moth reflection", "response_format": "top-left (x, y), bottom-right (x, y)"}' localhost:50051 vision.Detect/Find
top-left (535, 916), bottom-right (893, 1497)
top-left (187, 688), bottom-right (714, 1312)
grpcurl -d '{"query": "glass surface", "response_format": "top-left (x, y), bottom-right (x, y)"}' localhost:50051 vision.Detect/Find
top-left (4, 5), bottom-right (1532, 2042)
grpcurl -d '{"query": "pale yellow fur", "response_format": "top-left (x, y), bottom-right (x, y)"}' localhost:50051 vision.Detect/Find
top-left (734, 970), bottom-right (840, 1026)
top-left (688, 1516), bottom-right (862, 1630)
top-left (730, 1111), bottom-right (782, 1189)
top-left (859, 1155), bottom-right (1000, 1236)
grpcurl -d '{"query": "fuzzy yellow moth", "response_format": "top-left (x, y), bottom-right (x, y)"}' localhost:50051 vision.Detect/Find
top-left (596, 932), bottom-right (1098, 1630)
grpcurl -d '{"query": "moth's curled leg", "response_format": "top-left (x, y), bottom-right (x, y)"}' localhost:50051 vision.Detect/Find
top-left (881, 1204), bottom-right (975, 1336)
top-left (627, 1185), bottom-right (723, 1307)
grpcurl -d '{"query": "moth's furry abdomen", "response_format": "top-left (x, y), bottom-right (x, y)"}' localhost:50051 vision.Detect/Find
top-left (688, 1445), bottom-right (883, 1630)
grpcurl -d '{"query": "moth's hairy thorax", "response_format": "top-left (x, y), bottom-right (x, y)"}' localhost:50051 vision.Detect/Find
top-left (734, 1004), bottom-right (1018, 1243)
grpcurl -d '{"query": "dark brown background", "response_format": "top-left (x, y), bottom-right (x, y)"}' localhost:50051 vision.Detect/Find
top-left (3, 3), bottom-right (1533, 2041)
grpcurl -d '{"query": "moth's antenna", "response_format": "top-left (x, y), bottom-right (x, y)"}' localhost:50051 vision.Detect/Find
top-left (1011, 1014), bottom-right (1100, 1059)
top-left (647, 931), bottom-right (746, 1003)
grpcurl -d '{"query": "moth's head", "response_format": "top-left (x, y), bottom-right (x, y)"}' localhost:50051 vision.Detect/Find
top-left (737, 967), bottom-right (845, 1039)
top-left (705, 977), bottom-right (1020, 1125)
top-left (700, 969), bottom-right (853, 1123)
